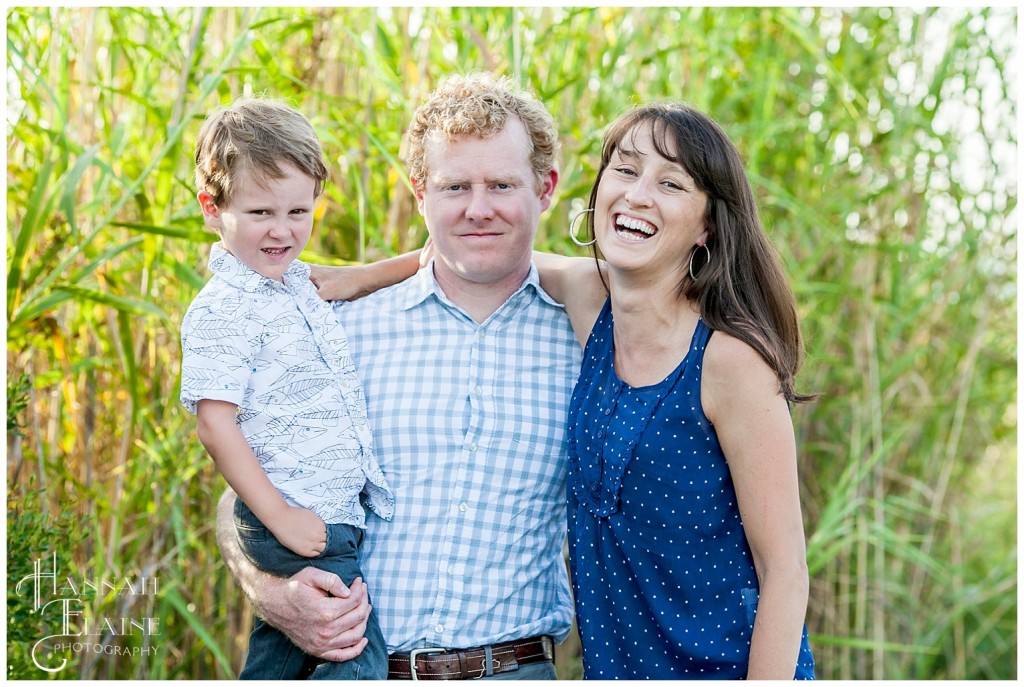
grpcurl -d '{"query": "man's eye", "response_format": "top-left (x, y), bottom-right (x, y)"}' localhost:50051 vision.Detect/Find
top-left (614, 167), bottom-right (637, 176)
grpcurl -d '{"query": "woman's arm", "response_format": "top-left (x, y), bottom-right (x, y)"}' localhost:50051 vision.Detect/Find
top-left (532, 251), bottom-right (607, 348)
top-left (702, 334), bottom-right (810, 679)
top-left (309, 249), bottom-right (425, 301)
top-left (215, 489), bottom-right (373, 661)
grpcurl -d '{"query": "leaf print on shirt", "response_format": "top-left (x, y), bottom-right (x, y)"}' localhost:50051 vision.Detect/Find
top-left (180, 367), bottom-right (240, 393)
top-left (270, 361), bottom-right (331, 387)
top-left (264, 311), bottom-right (306, 331)
top-left (187, 343), bottom-right (249, 363)
top-left (256, 378), bottom-right (332, 406)
top-left (246, 417), bottom-right (330, 446)
top-left (299, 446), bottom-right (362, 470)
top-left (264, 464), bottom-right (317, 483)
top-left (185, 316), bottom-right (240, 341)
top-left (304, 474), bottom-right (366, 498)
top-left (293, 409), bottom-right (345, 427)
top-left (273, 337), bottom-right (321, 361)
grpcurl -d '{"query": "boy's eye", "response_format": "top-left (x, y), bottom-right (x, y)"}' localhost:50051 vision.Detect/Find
top-left (614, 167), bottom-right (637, 176)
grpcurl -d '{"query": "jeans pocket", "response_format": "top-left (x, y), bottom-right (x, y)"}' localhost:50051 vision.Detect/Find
top-left (313, 520), bottom-right (333, 559)
top-left (233, 499), bottom-right (269, 543)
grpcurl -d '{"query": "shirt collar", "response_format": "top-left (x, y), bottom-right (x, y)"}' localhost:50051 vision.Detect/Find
top-left (398, 259), bottom-right (564, 312)
top-left (207, 242), bottom-right (310, 292)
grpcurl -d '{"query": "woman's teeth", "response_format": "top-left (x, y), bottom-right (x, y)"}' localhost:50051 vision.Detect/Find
top-left (615, 216), bottom-right (656, 239)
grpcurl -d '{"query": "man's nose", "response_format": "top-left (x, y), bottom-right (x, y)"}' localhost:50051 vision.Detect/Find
top-left (465, 186), bottom-right (496, 221)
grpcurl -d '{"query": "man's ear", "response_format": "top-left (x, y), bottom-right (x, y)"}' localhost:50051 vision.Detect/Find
top-left (537, 169), bottom-right (559, 212)
top-left (197, 191), bottom-right (221, 227)
top-left (411, 180), bottom-right (426, 215)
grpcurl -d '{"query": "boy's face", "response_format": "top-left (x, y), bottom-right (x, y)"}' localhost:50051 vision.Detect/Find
top-left (198, 164), bottom-right (316, 283)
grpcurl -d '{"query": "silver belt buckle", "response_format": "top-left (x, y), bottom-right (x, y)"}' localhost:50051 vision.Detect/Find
top-left (409, 647), bottom-right (447, 681)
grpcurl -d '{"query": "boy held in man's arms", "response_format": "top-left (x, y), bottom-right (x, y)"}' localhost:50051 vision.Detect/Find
top-left (179, 97), bottom-right (408, 680)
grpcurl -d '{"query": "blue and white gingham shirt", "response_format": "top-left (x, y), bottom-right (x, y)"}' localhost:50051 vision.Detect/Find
top-left (335, 263), bottom-right (582, 653)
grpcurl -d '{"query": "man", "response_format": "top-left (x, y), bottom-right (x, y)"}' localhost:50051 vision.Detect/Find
top-left (216, 72), bottom-right (582, 680)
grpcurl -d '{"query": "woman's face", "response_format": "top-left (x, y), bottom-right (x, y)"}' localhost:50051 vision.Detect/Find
top-left (594, 122), bottom-right (709, 279)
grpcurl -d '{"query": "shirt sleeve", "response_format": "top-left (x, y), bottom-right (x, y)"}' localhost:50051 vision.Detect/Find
top-left (179, 291), bottom-right (258, 415)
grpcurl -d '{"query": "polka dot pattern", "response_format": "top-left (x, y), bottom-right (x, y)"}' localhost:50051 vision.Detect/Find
top-left (567, 300), bottom-right (816, 679)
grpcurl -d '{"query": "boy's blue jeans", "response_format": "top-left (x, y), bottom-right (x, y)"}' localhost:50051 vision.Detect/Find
top-left (233, 498), bottom-right (388, 680)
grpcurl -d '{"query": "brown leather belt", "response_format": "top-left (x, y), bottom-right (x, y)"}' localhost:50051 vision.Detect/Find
top-left (388, 635), bottom-right (554, 680)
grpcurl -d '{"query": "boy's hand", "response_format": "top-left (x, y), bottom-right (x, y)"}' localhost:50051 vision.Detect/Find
top-left (271, 506), bottom-right (328, 558)
top-left (309, 264), bottom-right (359, 301)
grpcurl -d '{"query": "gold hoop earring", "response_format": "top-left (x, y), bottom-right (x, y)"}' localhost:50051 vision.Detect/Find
top-left (689, 243), bottom-right (711, 279)
top-left (569, 208), bottom-right (596, 247)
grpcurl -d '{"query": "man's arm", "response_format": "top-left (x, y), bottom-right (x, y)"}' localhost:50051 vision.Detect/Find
top-left (216, 489), bottom-right (372, 660)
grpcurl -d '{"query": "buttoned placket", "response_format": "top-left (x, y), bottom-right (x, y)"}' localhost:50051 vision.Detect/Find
top-left (424, 316), bottom-right (491, 647)
top-left (422, 288), bottom-right (530, 647)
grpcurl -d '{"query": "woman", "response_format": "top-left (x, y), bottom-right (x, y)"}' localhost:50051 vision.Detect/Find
top-left (541, 103), bottom-right (816, 679)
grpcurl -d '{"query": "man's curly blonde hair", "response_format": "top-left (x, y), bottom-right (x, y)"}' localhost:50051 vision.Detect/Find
top-left (404, 73), bottom-right (559, 193)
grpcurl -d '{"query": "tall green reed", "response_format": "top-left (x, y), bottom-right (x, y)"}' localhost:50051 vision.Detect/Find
top-left (6, 6), bottom-right (1016, 679)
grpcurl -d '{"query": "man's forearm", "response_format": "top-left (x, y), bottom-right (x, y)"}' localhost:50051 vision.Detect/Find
top-left (216, 488), bottom-right (275, 616)
top-left (216, 488), bottom-right (371, 660)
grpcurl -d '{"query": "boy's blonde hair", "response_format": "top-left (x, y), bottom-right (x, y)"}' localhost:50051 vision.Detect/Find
top-left (405, 73), bottom-right (559, 193)
top-left (194, 97), bottom-right (329, 207)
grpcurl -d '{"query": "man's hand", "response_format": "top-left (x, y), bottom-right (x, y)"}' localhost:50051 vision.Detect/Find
top-left (216, 489), bottom-right (371, 660)
top-left (263, 569), bottom-right (373, 661)
top-left (270, 506), bottom-right (327, 558)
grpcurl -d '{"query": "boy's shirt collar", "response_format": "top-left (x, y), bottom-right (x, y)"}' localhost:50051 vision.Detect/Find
top-left (207, 242), bottom-right (310, 291)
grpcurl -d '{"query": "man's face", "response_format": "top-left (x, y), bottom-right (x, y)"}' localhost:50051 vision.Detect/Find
top-left (416, 118), bottom-right (557, 295)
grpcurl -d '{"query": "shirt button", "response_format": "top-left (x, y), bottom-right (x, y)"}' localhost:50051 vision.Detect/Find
top-left (435, 624), bottom-right (444, 633)
top-left (604, 408), bottom-right (612, 416)
top-left (468, 442), bottom-right (478, 452)
top-left (459, 503), bottom-right (468, 512)
top-left (447, 565), bottom-right (456, 575)
top-left (474, 385), bottom-right (483, 396)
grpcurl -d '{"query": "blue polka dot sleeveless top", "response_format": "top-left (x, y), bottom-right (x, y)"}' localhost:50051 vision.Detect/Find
top-left (567, 299), bottom-right (815, 679)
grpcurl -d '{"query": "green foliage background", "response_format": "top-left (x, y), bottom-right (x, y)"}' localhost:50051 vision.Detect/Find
top-left (6, 6), bottom-right (1016, 680)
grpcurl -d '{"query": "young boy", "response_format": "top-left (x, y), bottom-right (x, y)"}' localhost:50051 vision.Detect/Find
top-left (179, 97), bottom-right (396, 680)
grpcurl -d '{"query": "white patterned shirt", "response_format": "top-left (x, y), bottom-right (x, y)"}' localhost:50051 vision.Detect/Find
top-left (335, 263), bottom-right (582, 652)
top-left (180, 244), bottom-right (394, 526)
